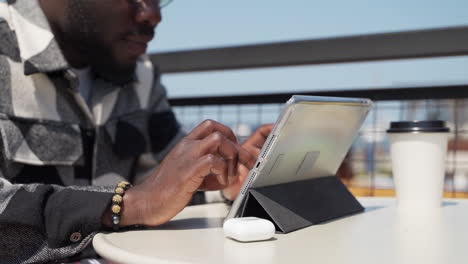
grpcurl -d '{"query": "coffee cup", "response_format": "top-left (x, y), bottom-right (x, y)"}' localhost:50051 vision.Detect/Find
top-left (387, 120), bottom-right (450, 209)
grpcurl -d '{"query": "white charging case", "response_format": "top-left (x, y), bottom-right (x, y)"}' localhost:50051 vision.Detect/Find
top-left (223, 217), bottom-right (275, 242)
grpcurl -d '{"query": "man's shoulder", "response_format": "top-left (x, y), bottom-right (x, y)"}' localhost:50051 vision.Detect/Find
top-left (0, 2), bottom-right (21, 63)
top-left (0, 7), bottom-right (21, 117)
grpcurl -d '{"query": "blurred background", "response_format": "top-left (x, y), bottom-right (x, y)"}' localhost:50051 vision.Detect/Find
top-left (147, 0), bottom-right (468, 197)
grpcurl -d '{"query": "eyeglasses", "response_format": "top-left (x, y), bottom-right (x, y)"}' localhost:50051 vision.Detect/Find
top-left (132, 0), bottom-right (173, 9)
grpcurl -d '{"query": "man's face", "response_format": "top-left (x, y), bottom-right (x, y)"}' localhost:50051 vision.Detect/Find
top-left (63, 0), bottom-right (161, 84)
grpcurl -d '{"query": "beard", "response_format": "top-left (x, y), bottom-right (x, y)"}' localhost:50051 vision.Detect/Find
top-left (63, 0), bottom-right (136, 85)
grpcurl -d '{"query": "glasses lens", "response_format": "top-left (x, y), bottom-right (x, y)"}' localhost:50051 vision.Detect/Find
top-left (159, 0), bottom-right (173, 8)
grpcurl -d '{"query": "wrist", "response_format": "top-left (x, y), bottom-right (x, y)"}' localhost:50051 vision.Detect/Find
top-left (119, 188), bottom-right (143, 227)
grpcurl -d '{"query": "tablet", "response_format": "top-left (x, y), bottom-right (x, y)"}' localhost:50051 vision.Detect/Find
top-left (225, 95), bottom-right (372, 220)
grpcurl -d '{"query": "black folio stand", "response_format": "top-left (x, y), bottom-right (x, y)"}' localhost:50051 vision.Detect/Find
top-left (240, 176), bottom-right (364, 233)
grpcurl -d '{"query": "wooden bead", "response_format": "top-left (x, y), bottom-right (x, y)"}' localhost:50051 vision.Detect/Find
top-left (118, 181), bottom-right (130, 188)
top-left (112, 205), bottom-right (121, 214)
top-left (115, 187), bottom-right (124, 194)
top-left (112, 194), bottom-right (123, 203)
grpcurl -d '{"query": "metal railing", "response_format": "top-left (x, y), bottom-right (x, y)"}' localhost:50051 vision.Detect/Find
top-left (168, 90), bottom-right (468, 196)
top-left (151, 26), bottom-right (468, 73)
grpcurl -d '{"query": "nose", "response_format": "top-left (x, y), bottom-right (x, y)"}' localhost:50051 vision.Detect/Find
top-left (135, 0), bottom-right (162, 27)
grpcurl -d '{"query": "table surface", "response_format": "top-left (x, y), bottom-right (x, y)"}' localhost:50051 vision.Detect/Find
top-left (93, 197), bottom-right (468, 264)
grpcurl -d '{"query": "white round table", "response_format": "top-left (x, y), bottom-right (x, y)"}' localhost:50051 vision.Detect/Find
top-left (93, 197), bottom-right (468, 264)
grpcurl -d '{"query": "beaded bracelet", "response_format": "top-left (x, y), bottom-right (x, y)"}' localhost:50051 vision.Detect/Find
top-left (111, 181), bottom-right (132, 231)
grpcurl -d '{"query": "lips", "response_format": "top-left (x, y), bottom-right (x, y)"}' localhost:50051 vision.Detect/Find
top-left (123, 34), bottom-right (154, 56)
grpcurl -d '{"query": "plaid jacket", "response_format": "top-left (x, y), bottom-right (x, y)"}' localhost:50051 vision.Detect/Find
top-left (0, 0), bottom-right (185, 263)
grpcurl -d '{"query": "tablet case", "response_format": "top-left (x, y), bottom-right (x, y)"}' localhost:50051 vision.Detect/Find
top-left (240, 176), bottom-right (364, 233)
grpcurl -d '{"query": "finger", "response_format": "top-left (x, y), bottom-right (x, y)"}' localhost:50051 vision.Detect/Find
top-left (199, 132), bottom-right (256, 177)
top-left (202, 173), bottom-right (233, 191)
top-left (192, 154), bottom-right (228, 189)
top-left (243, 123), bottom-right (274, 149)
top-left (198, 132), bottom-right (238, 184)
top-left (185, 119), bottom-right (237, 143)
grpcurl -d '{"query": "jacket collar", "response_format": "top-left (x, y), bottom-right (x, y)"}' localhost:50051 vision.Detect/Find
top-left (8, 0), bottom-right (69, 75)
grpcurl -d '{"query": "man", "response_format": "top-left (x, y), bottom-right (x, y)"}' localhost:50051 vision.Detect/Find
top-left (0, 0), bottom-right (272, 262)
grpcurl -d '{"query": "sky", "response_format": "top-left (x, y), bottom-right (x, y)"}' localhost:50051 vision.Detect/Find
top-left (148, 0), bottom-right (468, 98)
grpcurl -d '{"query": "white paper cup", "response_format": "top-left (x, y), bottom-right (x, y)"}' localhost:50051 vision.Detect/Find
top-left (387, 121), bottom-right (450, 209)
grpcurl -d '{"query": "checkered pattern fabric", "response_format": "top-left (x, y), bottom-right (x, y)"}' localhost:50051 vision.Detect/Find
top-left (0, 0), bottom-right (184, 263)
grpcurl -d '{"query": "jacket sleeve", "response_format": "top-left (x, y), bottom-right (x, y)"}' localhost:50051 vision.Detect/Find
top-left (0, 176), bottom-right (114, 263)
top-left (147, 69), bottom-right (185, 163)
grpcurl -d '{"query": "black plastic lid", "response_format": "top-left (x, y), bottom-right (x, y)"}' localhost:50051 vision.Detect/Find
top-left (387, 120), bottom-right (450, 133)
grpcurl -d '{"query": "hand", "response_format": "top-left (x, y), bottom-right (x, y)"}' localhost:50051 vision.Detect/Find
top-left (117, 120), bottom-right (257, 227)
top-left (222, 124), bottom-right (274, 200)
